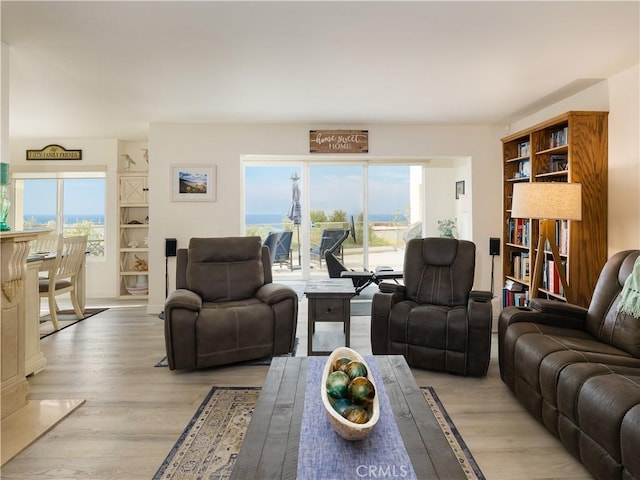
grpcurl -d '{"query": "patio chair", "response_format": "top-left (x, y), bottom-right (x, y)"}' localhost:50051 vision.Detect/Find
top-left (263, 231), bottom-right (294, 270)
top-left (311, 228), bottom-right (346, 268)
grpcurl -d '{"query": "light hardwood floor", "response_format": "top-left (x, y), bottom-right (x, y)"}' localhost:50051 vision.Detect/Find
top-left (1, 296), bottom-right (592, 480)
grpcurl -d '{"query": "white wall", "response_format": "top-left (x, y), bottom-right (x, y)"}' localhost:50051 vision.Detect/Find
top-left (9, 138), bottom-right (120, 298)
top-left (607, 64), bottom-right (640, 253)
top-left (507, 63), bottom-right (640, 256)
top-left (1, 43), bottom-right (8, 164)
top-left (148, 123), bottom-right (503, 313)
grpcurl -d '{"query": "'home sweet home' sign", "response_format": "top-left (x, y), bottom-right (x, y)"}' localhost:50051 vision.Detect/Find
top-left (309, 130), bottom-right (368, 153)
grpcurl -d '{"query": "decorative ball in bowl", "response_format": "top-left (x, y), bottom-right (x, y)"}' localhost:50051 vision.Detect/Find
top-left (321, 347), bottom-right (380, 441)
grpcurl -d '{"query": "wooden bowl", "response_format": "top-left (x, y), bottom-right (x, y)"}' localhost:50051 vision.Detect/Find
top-left (321, 347), bottom-right (380, 441)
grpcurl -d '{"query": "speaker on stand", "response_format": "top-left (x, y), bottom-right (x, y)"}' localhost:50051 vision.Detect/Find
top-left (159, 238), bottom-right (177, 320)
top-left (489, 237), bottom-right (500, 297)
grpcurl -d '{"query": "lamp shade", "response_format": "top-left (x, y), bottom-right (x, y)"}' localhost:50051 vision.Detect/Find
top-left (511, 182), bottom-right (582, 221)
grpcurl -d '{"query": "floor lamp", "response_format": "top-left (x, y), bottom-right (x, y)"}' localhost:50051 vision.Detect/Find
top-left (511, 182), bottom-right (582, 303)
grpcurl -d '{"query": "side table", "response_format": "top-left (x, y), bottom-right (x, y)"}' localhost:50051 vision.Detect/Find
top-left (304, 278), bottom-right (354, 355)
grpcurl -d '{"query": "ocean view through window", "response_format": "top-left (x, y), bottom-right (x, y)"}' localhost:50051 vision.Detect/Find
top-left (14, 172), bottom-right (106, 257)
top-left (244, 162), bottom-right (419, 274)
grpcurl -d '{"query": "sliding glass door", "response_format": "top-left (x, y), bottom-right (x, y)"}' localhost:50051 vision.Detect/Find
top-left (244, 160), bottom-right (425, 279)
top-left (308, 164), bottom-right (364, 277)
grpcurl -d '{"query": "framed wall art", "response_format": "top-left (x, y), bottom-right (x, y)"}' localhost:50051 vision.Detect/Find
top-left (455, 180), bottom-right (465, 199)
top-left (171, 164), bottom-right (216, 202)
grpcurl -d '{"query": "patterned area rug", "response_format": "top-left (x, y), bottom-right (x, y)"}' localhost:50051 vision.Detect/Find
top-left (39, 308), bottom-right (108, 339)
top-left (153, 386), bottom-right (484, 480)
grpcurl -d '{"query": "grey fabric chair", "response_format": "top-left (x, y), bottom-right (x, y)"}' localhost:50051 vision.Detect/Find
top-left (163, 236), bottom-right (298, 370)
top-left (371, 237), bottom-right (493, 376)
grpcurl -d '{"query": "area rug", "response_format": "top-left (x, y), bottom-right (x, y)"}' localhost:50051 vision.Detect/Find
top-left (39, 308), bottom-right (108, 339)
top-left (152, 386), bottom-right (484, 480)
top-left (155, 338), bottom-right (299, 367)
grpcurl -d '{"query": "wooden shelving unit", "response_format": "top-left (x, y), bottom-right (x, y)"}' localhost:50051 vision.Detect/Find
top-left (118, 173), bottom-right (149, 299)
top-left (501, 111), bottom-right (608, 308)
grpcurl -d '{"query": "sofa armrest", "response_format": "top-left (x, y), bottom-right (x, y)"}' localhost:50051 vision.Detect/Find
top-left (256, 282), bottom-right (298, 306)
top-left (371, 289), bottom-right (406, 354)
top-left (378, 282), bottom-right (405, 295)
top-left (470, 290), bottom-right (493, 302)
top-left (165, 289), bottom-right (202, 312)
top-left (499, 302), bottom-right (586, 334)
top-left (529, 298), bottom-right (588, 321)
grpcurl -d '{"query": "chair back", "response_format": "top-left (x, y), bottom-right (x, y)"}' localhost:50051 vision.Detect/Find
top-left (320, 228), bottom-right (346, 251)
top-left (31, 233), bottom-right (61, 255)
top-left (263, 232), bottom-right (280, 264)
top-left (54, 235), bottom-right (88, 280)
top-left (403, 237), bottom-right (475, 307)
top-left (274, 231), bottom-right (293, 262)
top-left (186, 237), bottom-right (267, 302)
top-left (585, 250), bottom-right (640, 356)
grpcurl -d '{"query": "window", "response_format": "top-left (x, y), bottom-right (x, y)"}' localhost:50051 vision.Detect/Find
top-left (243, 160), bottom-right (425, 276)
top-left (13, 171), bottom-right (106, 257)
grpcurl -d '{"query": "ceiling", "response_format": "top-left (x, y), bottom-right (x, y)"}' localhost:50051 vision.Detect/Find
top-left (2, 1), bottom-right (639, 140)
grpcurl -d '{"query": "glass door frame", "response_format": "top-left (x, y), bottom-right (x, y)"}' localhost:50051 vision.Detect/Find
top-left (242, 155), bottom-right (430, 280)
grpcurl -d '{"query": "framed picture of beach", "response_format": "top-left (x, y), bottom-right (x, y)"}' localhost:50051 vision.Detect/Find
top-left (170, 164), bottom-right (216, 202)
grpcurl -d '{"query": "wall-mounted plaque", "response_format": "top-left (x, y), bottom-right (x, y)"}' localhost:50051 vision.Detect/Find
top-left (309, 130), bottom-right (368, 153)
top-left (26, 144), bottom-right (82, 160)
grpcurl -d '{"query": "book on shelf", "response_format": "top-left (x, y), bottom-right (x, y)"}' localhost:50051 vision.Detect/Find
top-left (518, 159), bottom-right (531, 178)
top-left (550, 127), bottom-right (569, 148)
top-left (543, 220), bottom-right (569, 255)
top-left (542, 259), bottom-right (567, 296)
top-left (522, 254), bottom-right (530, 283)
top-left (508, 218), bottom-right (530, 246)
top-left (509, 252), bottom-right (530, 282)
top-left (517, 141), bottom-right (530, 157)
top-left (503, 287), bottom-right (529, 308)
top-left (504, 279), bottom-right (525, 292)
top-left (549, 154), bottom-right (568, 172)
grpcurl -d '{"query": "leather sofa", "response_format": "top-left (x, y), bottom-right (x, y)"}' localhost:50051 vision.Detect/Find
top-left (499, 250), bottom-right (640, 480)
top-left (164, 237), bottom-right (298, 370)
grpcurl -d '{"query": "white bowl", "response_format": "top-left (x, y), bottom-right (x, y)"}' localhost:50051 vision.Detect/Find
top-left (321, 347), bottom-right (380, 441)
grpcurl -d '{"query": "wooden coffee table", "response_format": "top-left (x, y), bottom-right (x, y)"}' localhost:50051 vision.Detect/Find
top-left (231, 355), bottom-right (468, 479)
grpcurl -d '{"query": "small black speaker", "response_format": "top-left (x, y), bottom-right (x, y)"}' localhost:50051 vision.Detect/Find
top-left (165, 238), bottom-right (177, 257)
top-left (489, 237), bottom-right (500, 256)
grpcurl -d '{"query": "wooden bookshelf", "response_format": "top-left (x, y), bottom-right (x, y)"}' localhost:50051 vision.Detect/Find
top-left (502, 111), bottom-right (608, 308)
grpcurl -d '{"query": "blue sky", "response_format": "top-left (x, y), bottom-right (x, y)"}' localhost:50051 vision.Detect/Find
top-left (23, 169), bottom-right (408, 218)
top-left (245, 165), bottom-right (410, 217)
top-left (24, 178), bottom-right (105, 215)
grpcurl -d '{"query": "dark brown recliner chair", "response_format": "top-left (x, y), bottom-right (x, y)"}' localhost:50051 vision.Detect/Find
top-left (163, 237), bottom-right (298, 370)
top-left (499, 250), bottom-right (640, 480)
top-left (371, 237), bottom-right (493, 376)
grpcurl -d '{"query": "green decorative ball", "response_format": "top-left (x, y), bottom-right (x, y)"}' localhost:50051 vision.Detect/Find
top-left (326, 370), bottom-right (350, 399)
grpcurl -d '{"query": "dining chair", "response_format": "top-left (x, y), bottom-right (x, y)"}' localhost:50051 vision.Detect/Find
top-left (31, 233), bottom-right (62, 280)
top-left (39, 235), bottom-right (88, 331)
top-left (31, 233), bottom-right (61, 255)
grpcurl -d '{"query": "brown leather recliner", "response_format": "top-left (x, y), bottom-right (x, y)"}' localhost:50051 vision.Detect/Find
top-left (163, 237), bottom-right (298, 370)
top-left (371, 237), bottom-right (493, 376)
top-left (499, 250), bottom-right (640, 480)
